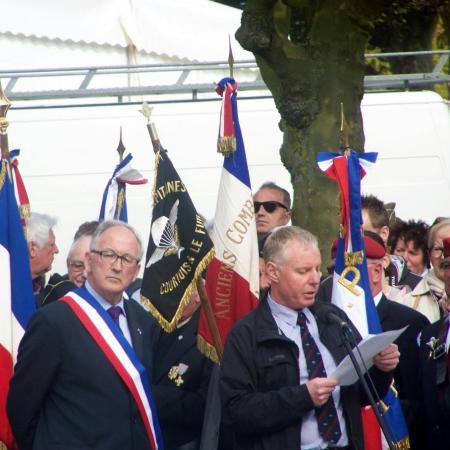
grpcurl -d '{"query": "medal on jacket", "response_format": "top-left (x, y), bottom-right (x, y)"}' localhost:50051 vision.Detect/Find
top-left (426, 336), bottom-right (446, 360)
top-left (168, 363), bottom-right (188, 386)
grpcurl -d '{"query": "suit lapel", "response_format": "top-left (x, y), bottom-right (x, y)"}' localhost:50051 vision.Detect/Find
top-left (376, 295), bottom-right (389, 327)
top-left (124, 300), bottom-right (144, 361)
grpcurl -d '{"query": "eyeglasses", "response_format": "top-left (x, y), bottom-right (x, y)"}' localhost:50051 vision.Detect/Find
top-left (68, 260), bottom-right (85, 271)
top-left (440, 260), bottom-right (450, 270)
top-left (91, 249), bottom-right (140, 267)
top-left (254, 201), bottom-right (289, 214)
top-left (430, 246), bottom-right (444, 258)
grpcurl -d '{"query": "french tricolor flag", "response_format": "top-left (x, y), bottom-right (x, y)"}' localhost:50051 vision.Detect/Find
top-left (0, 156), bottom-right (35, 449)
top-left (317, 149), bottom-right (409, 450)
top-left (99, 153), bottom-right (148, 223)
top-left (198, 78), bottom-right (259, 361)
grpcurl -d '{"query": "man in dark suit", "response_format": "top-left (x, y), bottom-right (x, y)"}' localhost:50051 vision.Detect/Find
top-left (151, 289), bottom-right (213, 450)
top-left (418, 236), bottom-right (450, 448)
top-left (220, 226), bottom-right (399, 450)
top-left (363, 231), bottom-right (430, 450)
top-left (7, 220), bottom-right (161, 450)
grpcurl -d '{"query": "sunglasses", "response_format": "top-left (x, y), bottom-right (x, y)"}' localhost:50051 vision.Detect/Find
top-left (254, 201), bottom-right (289, 213)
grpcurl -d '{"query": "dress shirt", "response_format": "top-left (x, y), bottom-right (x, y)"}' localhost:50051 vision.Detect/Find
top-left (373, 291), bottom-right (383, 307)
top-left (85, 280), bottom-right (133, 346)
top-left (268, 294), bottom-right (349, 449)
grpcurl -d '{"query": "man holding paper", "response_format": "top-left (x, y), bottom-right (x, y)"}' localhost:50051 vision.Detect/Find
top-left (220, 226), bottom-right (399, 450)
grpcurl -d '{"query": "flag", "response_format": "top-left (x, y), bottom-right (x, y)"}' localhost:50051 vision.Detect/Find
top-left (0, 156), bottom-right (36, 449)
top-left (317, 149), bottom-right (410, 450)
top-left (99, 153), bottom-right (147, 222)
top-left (140, 148), bottom-right (214, 332)
top-left (197, 77), bottom-right (259, 363)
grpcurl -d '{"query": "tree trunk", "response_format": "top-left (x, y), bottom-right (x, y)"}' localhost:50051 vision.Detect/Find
top-left (236, 0), bottom-right (385, 268)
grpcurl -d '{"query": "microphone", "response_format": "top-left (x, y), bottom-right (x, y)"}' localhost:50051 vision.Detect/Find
top-left (326, 310), bottom-right (352, 332)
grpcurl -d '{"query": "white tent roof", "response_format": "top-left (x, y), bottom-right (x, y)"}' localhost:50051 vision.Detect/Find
top-left (0, 0), bottom-right (252, 62)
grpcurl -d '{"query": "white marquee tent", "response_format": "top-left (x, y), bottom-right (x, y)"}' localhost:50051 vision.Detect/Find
top-left (0, 0), bottom-right (287, 275)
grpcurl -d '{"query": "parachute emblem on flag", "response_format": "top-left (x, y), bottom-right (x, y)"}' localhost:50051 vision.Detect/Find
top-left (146, 199), bottom-right (184, 268)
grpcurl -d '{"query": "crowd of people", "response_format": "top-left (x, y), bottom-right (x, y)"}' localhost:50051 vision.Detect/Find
top-left (6, 182), bottom-right (450, 450)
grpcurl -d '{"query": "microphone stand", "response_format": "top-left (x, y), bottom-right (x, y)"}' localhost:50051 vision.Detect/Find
top-left (339, 326), bottom-right (396, 450)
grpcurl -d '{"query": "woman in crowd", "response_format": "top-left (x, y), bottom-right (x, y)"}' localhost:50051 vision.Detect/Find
top-left (390, 220), bottom-right (430, 277)
top-left (392, 218), bottom-right (450, 322)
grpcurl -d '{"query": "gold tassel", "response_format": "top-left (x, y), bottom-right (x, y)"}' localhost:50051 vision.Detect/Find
top-left (217, 136), bottom-right (236, 156)
top-left (0, 159), bottom-right (6, 191)
top-left (393, 436), bottom-right (410, 450)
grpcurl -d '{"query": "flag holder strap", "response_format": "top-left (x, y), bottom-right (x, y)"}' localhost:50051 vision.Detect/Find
top-left (197, 277), bottom-right (224, 361)
top-left (339, 327), bottom-right (396, 450)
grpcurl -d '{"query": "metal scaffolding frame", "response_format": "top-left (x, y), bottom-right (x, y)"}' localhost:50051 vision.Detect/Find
top-left (1, 50), bottom-right (449, 107)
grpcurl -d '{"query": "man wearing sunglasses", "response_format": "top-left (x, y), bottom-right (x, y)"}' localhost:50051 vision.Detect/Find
top-left (253, 182), bottom-right (292, 242)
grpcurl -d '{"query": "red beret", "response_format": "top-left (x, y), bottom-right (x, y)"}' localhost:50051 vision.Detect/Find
top-left (444, 236), bottom-right (450, 258)
top-left (363, 231), bottom-right (386, 259)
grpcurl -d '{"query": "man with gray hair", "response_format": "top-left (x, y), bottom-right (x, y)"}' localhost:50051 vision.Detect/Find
top-left (25, 212), bottom-right (59, 303)
top-left (8, 220), bottom-right (162, 450)
top-left (220, 225), bottom-right (400, 450)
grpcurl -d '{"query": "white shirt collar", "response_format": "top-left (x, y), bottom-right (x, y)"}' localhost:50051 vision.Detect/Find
top-left (373, 291), bottom-right (383, 307)
top-left (85, 280), bottom-right (126, 315)
top-left (267, 292), bottom-right (313, 328)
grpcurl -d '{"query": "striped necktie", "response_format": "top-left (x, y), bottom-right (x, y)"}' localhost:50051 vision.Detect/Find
top-left (297, 311), bottom-right (342, 445)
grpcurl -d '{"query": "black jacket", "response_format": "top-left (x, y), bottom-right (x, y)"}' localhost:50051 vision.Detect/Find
top-left (419, 317), bottom-right (450, 449)
top-left (375, 296), bottom-right (429, 450)
top-left (151, 309), bottom-right (213, 450)
top-left (220, 297), bottom-right (393, 450)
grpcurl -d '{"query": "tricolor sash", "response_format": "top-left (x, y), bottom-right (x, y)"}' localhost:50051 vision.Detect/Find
top-left (61, 289), bottom-right (163, 450)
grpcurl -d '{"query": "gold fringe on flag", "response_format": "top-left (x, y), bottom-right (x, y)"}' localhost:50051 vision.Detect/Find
top-left (197, 334), bottom-right (219, 364)
top-left (140, 246), bottom-right (215, 333)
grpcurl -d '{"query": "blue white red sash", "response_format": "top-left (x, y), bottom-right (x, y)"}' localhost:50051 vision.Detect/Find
top-left (61, 289), bottom-right (163, 450)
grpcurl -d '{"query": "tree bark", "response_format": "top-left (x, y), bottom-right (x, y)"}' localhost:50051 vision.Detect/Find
top-left (236, 0), bottom-right (385, 267)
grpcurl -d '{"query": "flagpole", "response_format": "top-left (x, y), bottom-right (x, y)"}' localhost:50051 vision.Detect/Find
top-left (140, 102), bottom-right (161, 153)
top-left (140, 102), bottom-right (224, 361)
top-left (0, 82), bottom-right (11, 161)
top-left (196, 278), bottom-right (223, 360)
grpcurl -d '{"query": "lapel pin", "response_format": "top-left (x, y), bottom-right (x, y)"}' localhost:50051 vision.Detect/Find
top-left (137, 328), bottom-right (142, 335)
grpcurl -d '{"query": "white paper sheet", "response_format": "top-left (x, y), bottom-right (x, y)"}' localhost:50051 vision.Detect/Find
top-left (330, 327), bottom-right (407, 386)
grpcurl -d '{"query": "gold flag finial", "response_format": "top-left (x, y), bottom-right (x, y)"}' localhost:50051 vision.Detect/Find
top-left (116, 127), bottom-right (126, 162)
top-left (0, 81), bottom-right (11, 160)
top-left (228, 35), bottom-right (234, 78)
top-left (140, 101), bottom-right (160, 154)
top-left (340, 102), bottom-right (350, 153)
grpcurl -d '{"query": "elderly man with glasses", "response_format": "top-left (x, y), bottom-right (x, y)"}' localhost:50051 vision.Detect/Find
top-left (8, 220), bottom-right (161, 450)
top-left (419, 236), bottom-right (450, 449)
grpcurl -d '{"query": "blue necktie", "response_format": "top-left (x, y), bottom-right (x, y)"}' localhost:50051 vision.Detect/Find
top-left (297, 311), bottom-right (342, 445)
